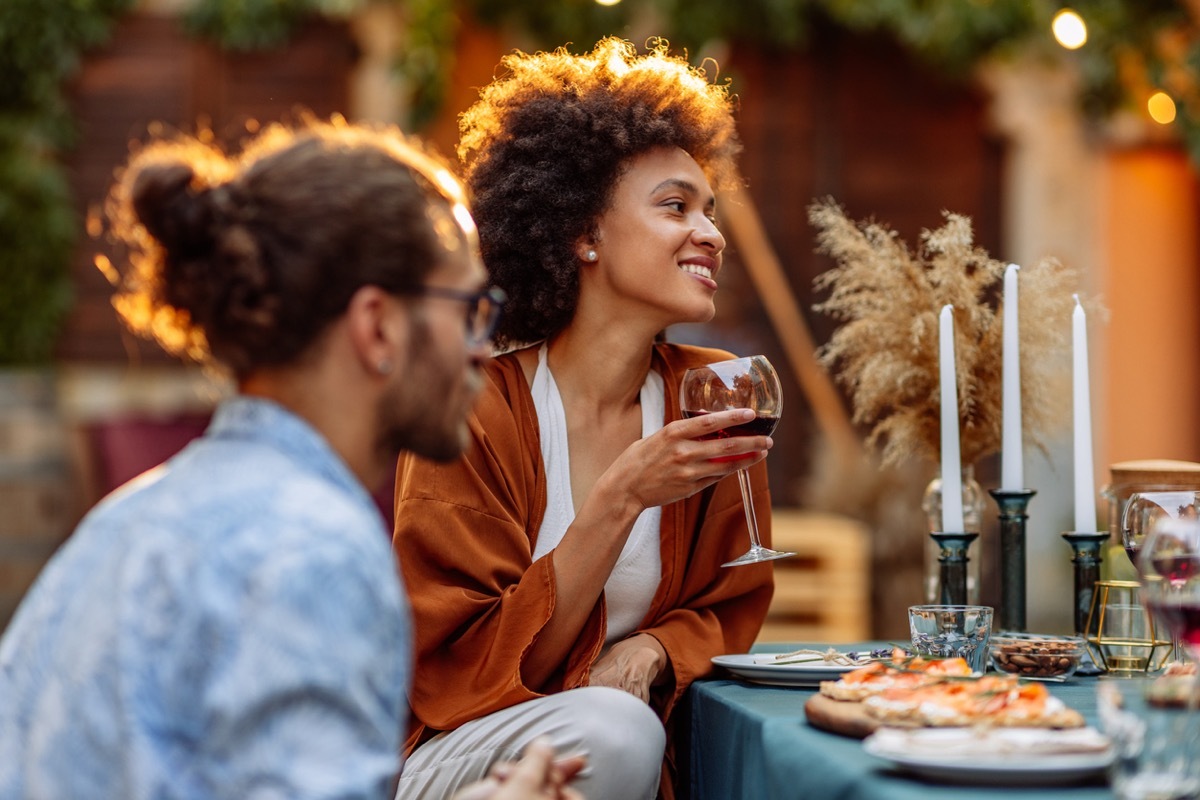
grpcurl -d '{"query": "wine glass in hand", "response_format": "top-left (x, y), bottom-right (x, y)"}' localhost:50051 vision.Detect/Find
top-left (1137, 514), bottom-right (1200, 665)
top-left (680, 355), bottom-right (793, 568)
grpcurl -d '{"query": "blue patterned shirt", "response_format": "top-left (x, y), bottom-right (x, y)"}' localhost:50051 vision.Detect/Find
top-left (0, 396), bottom-right (411, 799)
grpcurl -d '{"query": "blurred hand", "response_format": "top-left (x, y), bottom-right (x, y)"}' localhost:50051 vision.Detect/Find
top-left (588, 634), bottom-right (666, 703)
top-left (614, 408), bottom-right (771, 513)
top-left (452, 738), bottom-right (586, 800)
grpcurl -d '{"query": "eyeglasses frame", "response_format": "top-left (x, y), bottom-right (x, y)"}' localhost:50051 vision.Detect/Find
top-left (396, 284), bottom-right (507, 346)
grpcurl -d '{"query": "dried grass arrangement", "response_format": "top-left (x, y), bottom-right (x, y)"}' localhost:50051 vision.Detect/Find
top-left (810, 198), bottom-right (1087, 469)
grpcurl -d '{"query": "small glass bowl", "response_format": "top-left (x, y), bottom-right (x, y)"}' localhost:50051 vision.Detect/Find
top-left (989, 633), bottom-right (1085, 680)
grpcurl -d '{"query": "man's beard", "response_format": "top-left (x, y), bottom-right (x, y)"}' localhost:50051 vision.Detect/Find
top-left (374, 317), bottom-right (475, 466)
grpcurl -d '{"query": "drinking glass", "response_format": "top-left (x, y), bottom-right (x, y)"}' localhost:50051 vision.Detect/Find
top-left (1136, 515), bottom-right (1200, 665)
top-left (1098, 676), bottom-right (1200, 800)
top-left (1122, 491), bottom-right (1200, 569)
top-left (1123, 492), bottom-right (1200, 665)
top-left (908, 604), bottom-right (993, 674)
top-left (679, 355), bottom-right (793, 567)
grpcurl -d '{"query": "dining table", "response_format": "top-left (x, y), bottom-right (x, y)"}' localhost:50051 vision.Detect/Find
top-left (685, 641), bottom-right (1114, 799)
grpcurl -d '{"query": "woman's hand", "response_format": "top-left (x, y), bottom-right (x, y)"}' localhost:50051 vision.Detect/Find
top-left (614, 407), bottom-right (771, 514)
top-left (525, 409), bottom-right (769, 690)
top-left (587, 633), bottom-right (668, 703)
top-left (452, 738), bottom-right (586, 800)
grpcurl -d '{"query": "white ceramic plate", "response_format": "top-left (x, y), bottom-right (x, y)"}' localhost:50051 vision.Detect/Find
top-left (710, 653), bottom-right (862, 686)
top-left (862, 728), bottom-right (1114, 786)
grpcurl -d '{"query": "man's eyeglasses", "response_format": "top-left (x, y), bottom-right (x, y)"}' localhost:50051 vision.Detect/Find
top-left (399, 285), bottom-right (507, 346)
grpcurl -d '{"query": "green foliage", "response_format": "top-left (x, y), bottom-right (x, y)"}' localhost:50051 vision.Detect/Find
top-left (181, 0), bottom-right (1200, 155)
top-left (184, 0), bottom-right (320, 50)
top-left (396, 0), bottom-right (459, 130)
top-left (819, 0), bottom-right (1046, 71)
top-left (1064, 0), bottom-right (1195, 121)
top-left (449, 0), bottom-right (1199, 159)
top-left (0, 0), bottom-right (133, 140)
top-left (0, 0), bottom-right (133, 365)
top-left (0, 128), bottom-right (75, 366)
top-left (653, 0), bottom-right (816, 52)
top-left (464, 0), bottom-right (633, 51)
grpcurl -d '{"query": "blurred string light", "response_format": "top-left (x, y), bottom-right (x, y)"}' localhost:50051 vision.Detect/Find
top-left (1148, 92), bottom-right (1177, 125)
top-left (1052, 8), bottom-right (1088, 50)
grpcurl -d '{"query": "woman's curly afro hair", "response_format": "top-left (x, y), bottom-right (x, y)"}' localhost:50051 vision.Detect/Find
top-left (458, 37), bottom-right (741, 350)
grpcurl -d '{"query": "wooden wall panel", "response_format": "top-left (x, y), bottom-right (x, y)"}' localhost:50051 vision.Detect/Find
top-left (58, 14), bottom-right (355, 363)
top-left (716, 28), bottom-right (1004, 504)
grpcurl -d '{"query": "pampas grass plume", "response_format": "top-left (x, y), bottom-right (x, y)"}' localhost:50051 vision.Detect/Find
top-left (810, 198), bottom-right (1090, 469)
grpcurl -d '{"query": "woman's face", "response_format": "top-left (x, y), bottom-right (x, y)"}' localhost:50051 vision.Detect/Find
top-left (585, 146), bottom-right (726, 328)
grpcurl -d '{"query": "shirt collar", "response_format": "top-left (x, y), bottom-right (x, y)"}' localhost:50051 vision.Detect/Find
top-left (207, 395), bottom-right (374, 509)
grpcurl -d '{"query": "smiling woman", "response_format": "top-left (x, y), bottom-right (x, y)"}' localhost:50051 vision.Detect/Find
top-left (392, 37), bottom-right (775, 800)
top-left (456, 37), bottom-right (740, 351)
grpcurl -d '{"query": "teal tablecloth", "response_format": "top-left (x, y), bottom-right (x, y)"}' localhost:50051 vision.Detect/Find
top-left (687, 643), bottom-right (1113, 799)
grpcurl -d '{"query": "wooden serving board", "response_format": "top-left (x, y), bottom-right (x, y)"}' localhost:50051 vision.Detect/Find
top-left (803, 694), bottom-right (881, 739)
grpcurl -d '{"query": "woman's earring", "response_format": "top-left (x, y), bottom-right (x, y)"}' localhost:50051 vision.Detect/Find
top-left (584, 249), bottom-right (597, 262)
top-left (377, 359), bottom-right (393, 376)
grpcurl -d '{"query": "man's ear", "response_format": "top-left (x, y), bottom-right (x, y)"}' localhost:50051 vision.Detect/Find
top-left (345, 285), bottom-right (408, 378)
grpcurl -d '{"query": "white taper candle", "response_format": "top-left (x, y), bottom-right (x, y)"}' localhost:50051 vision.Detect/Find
top-left (1072, 295), bottom-right (1097, 532)
top-left (1001, 264), bottom-right (1024, 491)
top-left (939, 304), bottom-right (964, 532)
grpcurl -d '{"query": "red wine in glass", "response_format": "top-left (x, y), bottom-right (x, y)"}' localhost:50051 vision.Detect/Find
top-left (1151, 554), bottom-right (1200, 586)
top-left (682, 411), bottom-right (780, 463)
top-left (1145, 598), bottom-right (1200, 651)
top-left (681, 410), bottom-right (780, 438)
top-left (1137, 515), bottom-right (1200, 664)
top-left (679, 356), bottom-right (792, 567)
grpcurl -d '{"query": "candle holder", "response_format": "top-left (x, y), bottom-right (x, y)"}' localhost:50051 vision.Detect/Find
top-left (1062, 531), bottom-right (1110, 676)
top-left (989, 489), bottom-right (1036, 633)
top-left (929, 532), bottom-right (979, 606)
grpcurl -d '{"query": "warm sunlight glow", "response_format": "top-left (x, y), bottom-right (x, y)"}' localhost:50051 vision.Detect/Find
top-left (1148, 92), bottom-right (1177, 124)
top-left (93, 254), bottom-right (118, 286)
top-left (595, 0), bottom-right (621, 5)
top-left (1052, 9), bottom-right (1087, 50)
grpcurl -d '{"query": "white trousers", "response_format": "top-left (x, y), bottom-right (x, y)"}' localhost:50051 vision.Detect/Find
top-left (395, 686), bottom-right (666, 800)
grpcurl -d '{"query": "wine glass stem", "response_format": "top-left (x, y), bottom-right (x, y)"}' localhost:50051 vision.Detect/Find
top-left (736, 468), bottom-right (765, 551)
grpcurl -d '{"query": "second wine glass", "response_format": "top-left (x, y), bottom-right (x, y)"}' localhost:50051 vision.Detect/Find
top-left (1123, 491), bottom-right (1200, 666)
top-left (679, 355), bottom-right (794, 568)
top-left (1137, 514), bottom-right (1200, 668)
top-left (1122, 490), bottom-right (1200, 567)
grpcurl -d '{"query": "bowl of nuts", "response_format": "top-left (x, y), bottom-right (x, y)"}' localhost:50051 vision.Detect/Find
top-left (989, 633), bottom-right (1085, 680)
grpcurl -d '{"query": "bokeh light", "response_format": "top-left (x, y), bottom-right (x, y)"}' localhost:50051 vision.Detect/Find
top-left (1052, 9), bottom-right (1088, 50)
top-left (595, 0), bottom-right (621, 5)
top-left (1148, 92), bottom-right (1177, 125)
